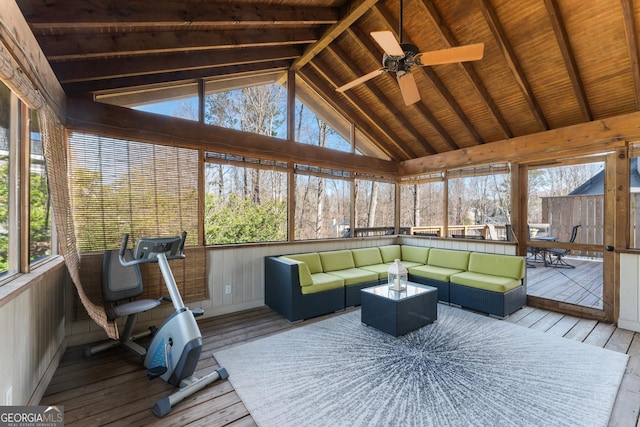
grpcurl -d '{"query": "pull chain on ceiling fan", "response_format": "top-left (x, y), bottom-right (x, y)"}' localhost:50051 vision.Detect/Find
top-left (336, 0), bottom-right (485, 106)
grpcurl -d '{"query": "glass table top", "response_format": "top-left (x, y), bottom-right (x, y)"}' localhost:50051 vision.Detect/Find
top-left (361, 282), bottom-right (435, 301)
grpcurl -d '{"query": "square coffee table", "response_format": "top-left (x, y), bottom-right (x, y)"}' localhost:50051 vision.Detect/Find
top-left (360, 282), bottom-right (438, 337)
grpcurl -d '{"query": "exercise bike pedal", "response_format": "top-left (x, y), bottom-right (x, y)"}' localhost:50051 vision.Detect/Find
top-left (191, 308), bottom-right (204, 317)
top-left (146, 366), bottom-right (168, 380)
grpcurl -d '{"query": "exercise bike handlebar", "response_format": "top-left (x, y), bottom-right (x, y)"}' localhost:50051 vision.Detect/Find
top-left (119, 231), bottom-right (187, 267)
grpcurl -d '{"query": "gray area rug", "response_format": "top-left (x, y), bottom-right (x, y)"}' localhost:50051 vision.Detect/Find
top-left (214, 306), bottom-right (628, 427)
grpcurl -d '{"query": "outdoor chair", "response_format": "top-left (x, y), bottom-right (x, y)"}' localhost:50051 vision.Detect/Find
top-left (527, 225), bottom-right (545, 263)
top-left (545, 225), bottom-right (581, 268)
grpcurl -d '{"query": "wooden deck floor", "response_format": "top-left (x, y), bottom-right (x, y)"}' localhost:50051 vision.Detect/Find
top-left (42, 304), bottom-right (640, 426)
top-left (526, 257), bottom-right (604, 309)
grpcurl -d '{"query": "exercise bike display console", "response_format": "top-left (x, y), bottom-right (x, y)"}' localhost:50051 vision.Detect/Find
top-left (117, 232), bottom-right (228, 417)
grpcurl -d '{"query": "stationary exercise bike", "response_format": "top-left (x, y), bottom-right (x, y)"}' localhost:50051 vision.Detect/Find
top-left (87, 232), bottom-right (228, 417)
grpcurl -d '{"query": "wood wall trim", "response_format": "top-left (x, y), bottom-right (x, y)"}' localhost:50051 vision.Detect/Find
top-left (65, 97), bottom-right (399, 177)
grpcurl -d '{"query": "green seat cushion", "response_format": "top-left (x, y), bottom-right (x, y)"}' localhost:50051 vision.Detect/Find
top-left (352, 247), bottom-right (383, 267)
top-left (301, 273), bottom-right (344, 295)
top-left (468, 252), bottom-right (525, 280)
top-left (326, 268), bottom-right (378, 286)
top-left (320, 250), bottom-right (355, 272)
top-left (359, 264), bottom-right (390, 279)
top-left (408, 265), bottom-right (464, 282)
top-left (396, 261), bottom-right (423, 269)
top-left (428, 249), bottom-right (470, 270)
top-left (401, 246), bottom-right (429, 264)
top-left (280, 257), bottom-right (313, 286)
top-left (450, 271), bottom-right (522, 293)
top-left (379, 245), bottom-right (401, 263)
top-left (284, 253), bottom-right (323, 274)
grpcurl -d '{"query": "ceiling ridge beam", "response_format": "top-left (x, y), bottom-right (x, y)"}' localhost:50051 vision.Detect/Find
top-left (418, 0), bottom-right (512, 139)
top-left (21, 3), bottom-right (340, 29)
top-left (477, 0), bottom-right (549, 131)
top-left (328, 41), bottom-right (437, 155)
top-left (621, 0), bottom-right (640, 111)
top-left (543, 0), bottom-right (592, 122)
top-left (289, 0), bottom-right (381, 73)
top-left (43, 28), bottom-right (322, 62)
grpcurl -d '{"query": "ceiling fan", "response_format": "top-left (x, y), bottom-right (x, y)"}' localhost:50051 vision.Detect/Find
top-left (336, 1), bottom-right (485, 106)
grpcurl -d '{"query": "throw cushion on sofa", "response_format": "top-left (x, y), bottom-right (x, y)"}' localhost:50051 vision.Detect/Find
top-left (286, 252), bottom-right (323, 273)
top-left (428, 248), bottom-right (470, 270)
top-left (400, 246), bottom-right (429, 267)
top-left (319, 250), bottom-right (356, 272)
top-left (379, 245), bottom-right (402, 263)
top-left (352, 247), bottom-right (383, 266)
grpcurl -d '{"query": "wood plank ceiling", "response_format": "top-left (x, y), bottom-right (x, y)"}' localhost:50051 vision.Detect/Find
top-left (15, 0), bottom-right (640, 163)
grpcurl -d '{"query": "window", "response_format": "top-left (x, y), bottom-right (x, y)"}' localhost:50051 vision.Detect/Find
top-left (294, 166), bottom-right (351, 240)
top-left (204, 154), bottom-right (288, 244)
top-left (0, 80), bottom-right (51, 282)
top-left (400, 174), bottom-right (444, 236)
top-left (0, 82), bottom-right (10, 276)
top-left (630, 144), bottom-right (640, 249)
top-left (447, 164), bottom-right (511, 238)
top-left (29, 111), bottom-right (52, 264)
top-left (354, 177), bottom-right (395, 236)
top-left (68, 133), bottom-right (200, 251)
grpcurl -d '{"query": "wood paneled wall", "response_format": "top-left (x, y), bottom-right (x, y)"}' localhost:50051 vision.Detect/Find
top-left (0, 258), bottom-right (66, 405)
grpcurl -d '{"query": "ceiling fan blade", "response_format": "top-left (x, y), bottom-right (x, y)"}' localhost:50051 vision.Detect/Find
top-left (416, 43), bottom-right (485, 66)
top-left (371, 31), bottom-right (405, 56)
top-left (397, 72), bottom-right (420, 106)
top-left (336, 68), bottom-right (386, 93)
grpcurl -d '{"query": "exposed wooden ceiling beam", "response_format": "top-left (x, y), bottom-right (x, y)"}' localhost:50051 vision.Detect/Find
top-left (543, 0), bottom-right (592, 122)
top-left (54, 46), bottom-right (302, 83)
top-left (307, 59), bottom-right (414, 160)
top-left (401, 110), bottom-right (640, 175)
top-left (329, 40), bottom-right (436, 155)
top-left (20, 2), bottom-right (340, 30)
top-left (477, 0), bottom-right (549, 131)
top-left (620, 0), bottom-right (640, 111)
top-left (418, 0), bottom-right (512, 139)
top-left (65, 97), bottom-right (398, 177)
top-left (42, 28), bottom-right (322, 62)
top-left (289, 0), bottom-right (380, 72)
top-left (63, 61), bottom-right (291, 95)
top-left (0, 0), bottom-right (65, 120)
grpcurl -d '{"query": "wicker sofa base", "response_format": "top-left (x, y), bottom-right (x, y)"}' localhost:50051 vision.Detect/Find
top-left (449, 282), bottom-right (526, 318)
top-left (408, 275), bottom-right (449, 303)
top-left (345, 280), bottom-right (381, 307)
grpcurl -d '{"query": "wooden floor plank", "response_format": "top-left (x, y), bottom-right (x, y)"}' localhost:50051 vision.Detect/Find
top-left (41, 305), bottom-right (640, 426)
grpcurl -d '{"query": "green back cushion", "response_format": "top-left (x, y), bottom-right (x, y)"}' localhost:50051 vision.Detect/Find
top-left (352, 247), bottom-right (383, 267)
top-left (401, 246), bottom-right (429, 264)
top-left (280, 257), bottom-right (313, 287)
top-left (320, 250), bottom-right (355, 272)
top-left (428, 249), bottom-right (470, 270)
top-left (285, 252), bottom-right (323, 274)
top-left (379, 245), bottom-right (402, 263)
top-left (468, 252), bottom-right (525, 279)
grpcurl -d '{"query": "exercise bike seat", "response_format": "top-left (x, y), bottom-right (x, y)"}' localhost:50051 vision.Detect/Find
top-left (102, 249), bottom-right (162, 321)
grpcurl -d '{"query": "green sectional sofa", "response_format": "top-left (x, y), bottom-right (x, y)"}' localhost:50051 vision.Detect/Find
top-left (264, 245), bottom-right (526, 322)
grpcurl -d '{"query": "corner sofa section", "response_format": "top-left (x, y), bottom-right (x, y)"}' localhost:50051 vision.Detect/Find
top-left (265, 245), bottom-right (526, 322)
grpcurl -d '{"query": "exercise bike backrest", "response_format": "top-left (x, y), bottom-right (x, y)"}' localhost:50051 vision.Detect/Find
top-left (119, 231), bottom-right (187, 267)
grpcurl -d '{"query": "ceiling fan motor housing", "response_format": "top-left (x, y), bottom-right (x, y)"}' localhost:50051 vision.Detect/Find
top-left (382, 43), bottom-right (419, 72)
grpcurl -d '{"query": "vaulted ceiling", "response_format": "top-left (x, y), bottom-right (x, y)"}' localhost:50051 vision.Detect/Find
top-left (15, 0), bottom-right (640, 163)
